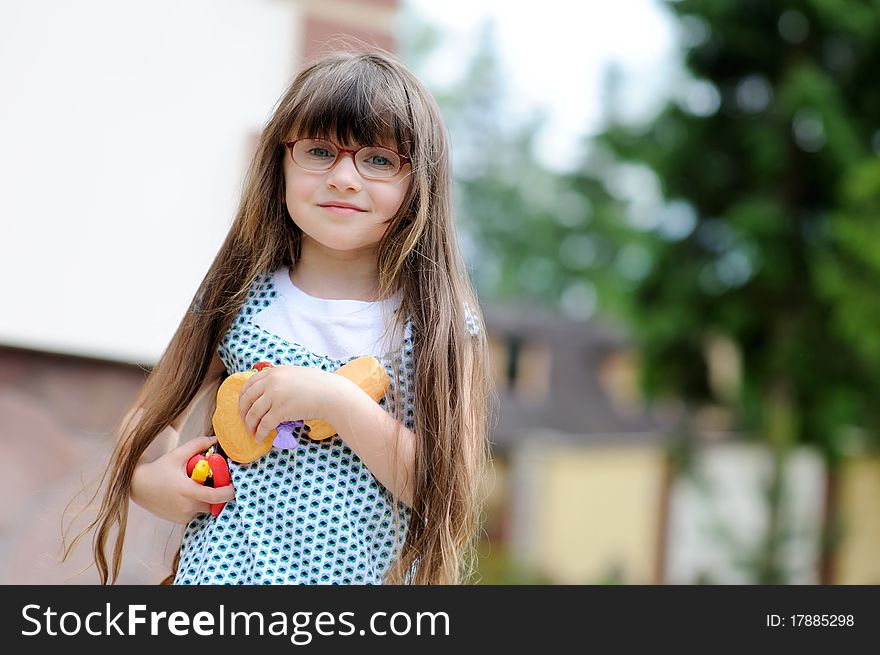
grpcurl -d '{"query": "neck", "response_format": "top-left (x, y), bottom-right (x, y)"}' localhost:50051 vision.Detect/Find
top-left (291, 238), bottom-right (384, 301)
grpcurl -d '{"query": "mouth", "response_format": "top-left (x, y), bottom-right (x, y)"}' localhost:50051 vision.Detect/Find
top-left (318, 202), bottom-right (367, 213)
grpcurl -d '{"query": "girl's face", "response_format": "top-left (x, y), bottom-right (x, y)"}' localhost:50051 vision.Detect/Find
top-left (283, 136), bottom-right (411, 255)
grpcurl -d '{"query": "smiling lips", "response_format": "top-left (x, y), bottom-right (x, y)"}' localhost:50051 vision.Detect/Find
top-left (319, 201), bottom-right (366, 213)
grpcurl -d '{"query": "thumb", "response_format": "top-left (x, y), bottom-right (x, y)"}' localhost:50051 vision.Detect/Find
top-left (174, 435), bottom-right (219, 459)
top-left (192, 483), bottom-right (236, 505)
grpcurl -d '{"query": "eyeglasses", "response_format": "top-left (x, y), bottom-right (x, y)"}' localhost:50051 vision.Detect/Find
top-left (283, 138), bottom-right (411, 180)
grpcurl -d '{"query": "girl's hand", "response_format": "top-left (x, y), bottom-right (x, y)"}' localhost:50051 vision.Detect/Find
top-left (130, 435), bottom-right (235, 524)
top-left (238, 364), bottom-right (342, 443)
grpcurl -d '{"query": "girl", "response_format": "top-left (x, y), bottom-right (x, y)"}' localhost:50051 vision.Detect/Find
top-left (66, 50), bottom-right (495, 585)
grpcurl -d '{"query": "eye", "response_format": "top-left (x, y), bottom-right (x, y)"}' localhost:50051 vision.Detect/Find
top-left (307, 147), bottom-right (334, 159)
top-left (354, 146), bottom-right (402, 177)
top-left (366, 154), bottom-right (392, 167)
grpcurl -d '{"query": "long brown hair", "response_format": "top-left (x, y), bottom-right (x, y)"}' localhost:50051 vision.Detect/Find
top-left (63, 50), bottom-right (496, 585)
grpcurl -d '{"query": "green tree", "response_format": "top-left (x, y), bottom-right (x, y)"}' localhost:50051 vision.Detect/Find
top-left (400, 15), bottom-right (629, 322)
top-left (589, 0), bottom-right (880, 582)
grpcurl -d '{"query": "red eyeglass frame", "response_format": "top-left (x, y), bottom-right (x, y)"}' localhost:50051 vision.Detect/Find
top-left (283, 139), bottom-right (411, 178)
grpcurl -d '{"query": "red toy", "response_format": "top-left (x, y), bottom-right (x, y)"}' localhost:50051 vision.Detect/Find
top-left (186, 446), bottom-right (231, 517)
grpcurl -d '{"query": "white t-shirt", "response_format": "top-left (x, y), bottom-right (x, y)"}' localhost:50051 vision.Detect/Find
top-left (251, 266), bottom-right (405, 361)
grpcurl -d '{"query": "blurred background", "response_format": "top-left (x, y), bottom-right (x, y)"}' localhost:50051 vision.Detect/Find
top-left (2, 0), bottom-right (879, 584)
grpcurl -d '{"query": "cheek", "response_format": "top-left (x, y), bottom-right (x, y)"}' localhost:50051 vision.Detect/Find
top-left (376, 182), bottom-right (409, 216)
top-left (284, 170), bottom-right (317, 207)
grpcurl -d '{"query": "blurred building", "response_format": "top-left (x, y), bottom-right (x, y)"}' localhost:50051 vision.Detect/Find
top-left (297, 0), bottom-right (399, 59)
top-left (480, 303), bottom-right (677, 584)
top-left (0, 0), bottom-right (403, 365)
top-left (478, 302), bottom-right (880, 586)
top-left (0, 346), bottom-right (156, 583)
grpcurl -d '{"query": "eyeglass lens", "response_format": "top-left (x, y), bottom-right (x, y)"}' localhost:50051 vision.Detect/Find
top-left (292, 139), bottom-right (402, 178)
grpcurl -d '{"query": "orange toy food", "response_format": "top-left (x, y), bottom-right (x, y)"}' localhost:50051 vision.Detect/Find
top-left (212, 356), bottom-right (390, 463)
top-left (212, 368), bottom-right (275, 463)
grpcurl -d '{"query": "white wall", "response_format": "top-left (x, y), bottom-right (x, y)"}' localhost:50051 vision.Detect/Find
top-left (664, 443), bottom-right (826, 584)
top-left (0, 0), bottom-right (300, 364)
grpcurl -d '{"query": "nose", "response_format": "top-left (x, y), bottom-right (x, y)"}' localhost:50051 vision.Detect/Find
top-left (326, 152), bottom-right (362, 192)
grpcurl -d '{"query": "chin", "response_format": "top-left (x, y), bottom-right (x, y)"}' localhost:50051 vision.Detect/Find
top-left (304, 231), bottom-right (377, 253)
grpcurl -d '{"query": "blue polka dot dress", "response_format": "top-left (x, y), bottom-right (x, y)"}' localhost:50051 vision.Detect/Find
top-left (173, 273), bottom-right (416, 585)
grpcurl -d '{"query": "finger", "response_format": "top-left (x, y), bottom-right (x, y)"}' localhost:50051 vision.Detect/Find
top-left (255, 410), bottom-right (278, 444)
top-left (244, 395), bottom-right (272, 439)
top-left (239, 377), bottom-right (251, 397)
top-left (173, 435), bottom-right (218, 459)
top-left (239, 367), bottom-right (268, 396)
top-left (238, 377), bottom-right (263, 425)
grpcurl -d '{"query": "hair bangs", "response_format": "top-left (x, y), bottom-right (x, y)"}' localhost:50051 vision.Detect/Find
top-left (289, 61), bottom-right (414, 156)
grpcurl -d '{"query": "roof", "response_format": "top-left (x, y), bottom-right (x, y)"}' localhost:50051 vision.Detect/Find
top-left (482, 302), bottom-right (681, 446)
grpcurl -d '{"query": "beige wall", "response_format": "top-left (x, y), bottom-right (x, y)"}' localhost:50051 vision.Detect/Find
top-left (510, 440), bottom-right (667, 584)
top-left (833, 456), bottom-right (880, 584)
